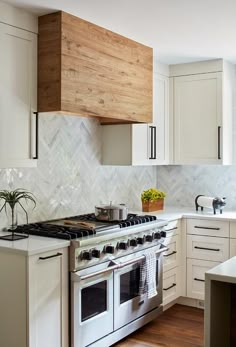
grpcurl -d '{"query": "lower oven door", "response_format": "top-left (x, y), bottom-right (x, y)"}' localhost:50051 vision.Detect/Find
top-left (71, 261), bottom-right (113, 347)
top-left (114, 246), bottom-right (163, 330)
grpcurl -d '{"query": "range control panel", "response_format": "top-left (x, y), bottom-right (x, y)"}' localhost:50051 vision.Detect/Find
top-left (71, 226), bottom-right (166, 271)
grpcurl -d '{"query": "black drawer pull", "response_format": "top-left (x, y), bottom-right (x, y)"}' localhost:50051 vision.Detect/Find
top-left (194, 278), bottom-right (205, 282)
top-left (164, 251), bottom-right (177, 257)
top-left (163, 283), bottom-right (176, 291)
top-left (165, 227), bottom-right (178, 232)
top-left (194, 226), bottom-right (220, 231)
top-left (194, 246), bottom-right (220, 252)
top-left (39, 252), bottom-right (62, 260)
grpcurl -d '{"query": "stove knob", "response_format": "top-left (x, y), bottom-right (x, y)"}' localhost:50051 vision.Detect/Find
top-left (81, 251), bottom-right (92, 260)
top-left (91, 249), bottom-right (101, 258)
top-left (137, 236), bottom-right (146, 245)
top-left (130, 238), bottom-right (138, 247)
top-left (118, 241), bottom-right (128, 250)
top-left (104, 245), bottom-right (115, 254)
top-left (146, 234), bottom-right (154, 242)
top-left (160, 231), bottom-right (166, 238)
top-left (154, 232), bottom-right (161, 240)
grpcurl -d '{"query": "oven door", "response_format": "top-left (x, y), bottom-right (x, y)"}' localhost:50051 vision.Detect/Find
top-left (114, 246), bottom-right (163, 330)
top-left (71, 261), bottom-right (113, 347)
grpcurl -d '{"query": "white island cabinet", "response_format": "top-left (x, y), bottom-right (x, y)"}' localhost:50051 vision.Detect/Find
top-left (0, 1), bottom-right (38, 168)
top-left (0, 245), bottom-right (69, 347)
top-left (101, 62), bottom-right (169, 166)
top-left (170, 59), bottom-right (235, 165)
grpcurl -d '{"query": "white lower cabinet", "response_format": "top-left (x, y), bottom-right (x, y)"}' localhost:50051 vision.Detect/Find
top-left (187, 258), bottom-right (220, 300)
top-left (186, 218), bottom-right (230, 301)
top-left (0, 247), bottom-right (69, 347)
top-left (162, 220), bottom-right (181, 307)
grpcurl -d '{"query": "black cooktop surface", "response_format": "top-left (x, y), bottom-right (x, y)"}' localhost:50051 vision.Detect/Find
top-left (14, 213), bottom-right (158, 240)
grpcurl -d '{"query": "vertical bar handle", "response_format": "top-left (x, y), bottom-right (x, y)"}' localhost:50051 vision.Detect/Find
top-left (218, 126), bottom-right (221, 160)
top-left (149, 126), bottom-right (154, 159)
top-left (33, 111), bottom-right (38, 159)
top-left (153, 126), bottom-right (157, 159)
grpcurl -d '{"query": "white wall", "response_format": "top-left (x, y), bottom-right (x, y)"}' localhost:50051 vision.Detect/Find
top-left (0, 115), bottom-right (157, 228)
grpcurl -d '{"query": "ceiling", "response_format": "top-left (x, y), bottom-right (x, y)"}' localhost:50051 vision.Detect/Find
top-left (4, 0), bottom-right (236, 64)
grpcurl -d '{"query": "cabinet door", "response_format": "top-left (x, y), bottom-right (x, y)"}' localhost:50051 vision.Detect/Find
top-left (163, 234), bottom-right (180, 272)
top-left (28, 248), bottom-right (68, 347)
top-left (174, 72), bottom-right (222, 164)
top-left (163, 267), bottom-right (180, 306)
top-left (187, 258), bottom-right (220, 300)
top-left (133, 73), bottom-right (169, 165)
top-left (0, 23), bottom-right (37, 168)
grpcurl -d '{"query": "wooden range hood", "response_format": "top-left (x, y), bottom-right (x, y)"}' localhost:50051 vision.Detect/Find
top-left (38, 11), bottom-right (153, 124)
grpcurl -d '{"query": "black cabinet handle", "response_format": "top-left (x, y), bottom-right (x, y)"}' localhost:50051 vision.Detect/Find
top-left (33, 111), bottom-right (38, 159)
top-left (194, 278), bottom-right (205, 282)
top-left (39, 252), bottom-right (62, 260)
top-left (194, 226), bottom-right (220, 231)
top-left (163, 283), bottom-right (176, 291)
top-left (165, 227), bottom-right (178, 232)
top-left (149, 126), bottom-right (156, 160)
top-left (218, 126), bottom-right (221, 160)
top-left (153, 126), bottom-right (156, 159)
top-left (194, 246), bottom-right (220, 252)
top-left (164, 251), bottom-right (177, 257)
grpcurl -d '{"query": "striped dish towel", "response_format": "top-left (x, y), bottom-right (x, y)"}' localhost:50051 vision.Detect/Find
top-left (139, 251), bottom-right (157, 301)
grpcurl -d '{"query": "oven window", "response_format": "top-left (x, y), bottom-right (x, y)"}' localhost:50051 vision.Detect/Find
top-left (81, 280), bottom-right (107, 322)
top-left (120, 266), bottom-right (140, 304)
top-left (120, 260), bottom-right (159, 305)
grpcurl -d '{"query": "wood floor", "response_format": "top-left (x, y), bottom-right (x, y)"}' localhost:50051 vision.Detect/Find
top-left (113, 304), bottom-right (204, 347)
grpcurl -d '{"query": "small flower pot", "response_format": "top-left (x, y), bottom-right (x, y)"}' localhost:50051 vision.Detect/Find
top-left (142, 199), bottom-right (164, 212)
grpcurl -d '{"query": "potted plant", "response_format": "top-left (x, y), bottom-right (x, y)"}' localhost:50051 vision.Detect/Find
top-left (0, 188), bottom-right (36, 241)
top-left (141, 188), bottom-right (166, 212)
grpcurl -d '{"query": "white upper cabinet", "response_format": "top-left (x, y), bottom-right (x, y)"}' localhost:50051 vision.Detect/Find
top-left (102, 63), bottom-right (169, 165)
top-left (0, 3), bottom-right (37, 168)
top-left (170, 59), bottom-right (235, 165)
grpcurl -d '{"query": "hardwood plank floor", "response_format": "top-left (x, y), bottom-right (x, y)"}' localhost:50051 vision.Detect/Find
top-left (113, 304), bottom-right (204, 347)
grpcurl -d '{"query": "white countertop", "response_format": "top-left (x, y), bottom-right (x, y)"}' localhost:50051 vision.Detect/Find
top-left (0, 231), bottom-right (70, 256)
top-left (206, 256), bottom-right (236, 284)
top-left (138, 206), bottom-right (236, 222)
top-left (1, 206), bottom-right (236, 256)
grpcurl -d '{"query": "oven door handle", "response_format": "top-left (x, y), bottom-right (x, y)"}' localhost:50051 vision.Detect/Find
top-left (75, 246), bottom-right (168, 281)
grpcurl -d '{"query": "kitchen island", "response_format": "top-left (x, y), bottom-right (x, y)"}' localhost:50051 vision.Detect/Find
top-left (205, 256), bottom-right (236, 347)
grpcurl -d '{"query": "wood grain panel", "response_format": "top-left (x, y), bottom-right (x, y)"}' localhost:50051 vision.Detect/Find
top-left (38, 11), bottom-right (153, 123)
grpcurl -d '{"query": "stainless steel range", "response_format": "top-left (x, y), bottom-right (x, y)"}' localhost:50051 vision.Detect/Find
top-left (16, 213), bottom-right (168, 347)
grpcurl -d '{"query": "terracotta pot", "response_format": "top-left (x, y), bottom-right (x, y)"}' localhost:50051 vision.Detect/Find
top-left (142, 199), bottom-right (164, 212)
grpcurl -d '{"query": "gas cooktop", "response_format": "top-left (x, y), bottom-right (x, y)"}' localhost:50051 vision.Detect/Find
top-left (14, 213), bottom-right (160, 240)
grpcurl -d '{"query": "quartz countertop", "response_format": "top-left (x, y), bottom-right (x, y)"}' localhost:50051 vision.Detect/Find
top-left (0, 231), bottom-right (70, 256)
top-left (1, 206), bottom-right (236, 256)
top-left (206, 256), bottom-right (236, 284)
top-left (134, 206), bottom-right (236, 222)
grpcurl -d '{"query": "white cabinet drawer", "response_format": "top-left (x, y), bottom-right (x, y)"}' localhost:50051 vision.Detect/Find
top-left (163, 235), bottom-right (180, 271)
top-left (163, 267), bottom-right (180, 306)
top-left (187, 258), bottom-right (220, 300)
top-left (163, 220), bottom-right (180, 238)
top-left (230, 239), bottom-right (236, 258)
top-left (187, 235), bottom-right (229, 262)
top-left (230, 222), bottom-right (236, 238)
top-left (187, 218), bottom-right (229, 237)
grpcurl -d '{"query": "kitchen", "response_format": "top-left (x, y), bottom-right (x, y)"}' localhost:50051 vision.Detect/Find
top-left (0, 0), bottom-right (236, 346)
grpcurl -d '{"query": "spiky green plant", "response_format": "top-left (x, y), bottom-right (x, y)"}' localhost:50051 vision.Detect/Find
top-left (0, 189), bottom-right (36, 227)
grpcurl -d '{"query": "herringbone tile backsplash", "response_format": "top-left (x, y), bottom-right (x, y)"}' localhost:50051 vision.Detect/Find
top-left (0, 114), bottom-right (157, 228)
top-left (157, 165), bottom-right (236, 210)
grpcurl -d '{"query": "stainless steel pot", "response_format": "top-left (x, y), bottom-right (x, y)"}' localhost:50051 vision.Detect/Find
top-left (95, 203), bottom-right (128, 221)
